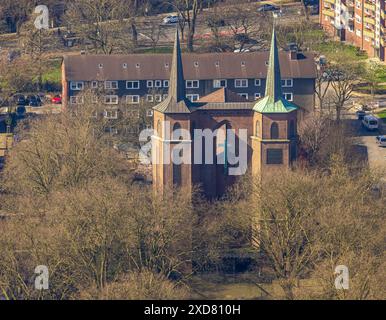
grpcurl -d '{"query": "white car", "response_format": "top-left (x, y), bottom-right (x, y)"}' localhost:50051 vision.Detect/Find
top-left (362, 115), bottom-right (379, 131)
top-left (376, 135), bottom-right (386, 147)
top-left (163, 15), bottom-right (179, 24)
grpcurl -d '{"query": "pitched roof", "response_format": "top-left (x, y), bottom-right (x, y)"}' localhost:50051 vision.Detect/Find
top-left (62, 52), bottom-right (316, 81)
top-left (153, 29), bottom-right (191, 114)
top-left (198, 88), bottom-right (249, 103)
top-left (253, 27), bottom-right (298, 114)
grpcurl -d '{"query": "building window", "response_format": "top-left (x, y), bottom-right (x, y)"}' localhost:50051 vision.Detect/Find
top-left (146, 110), bottom-right (154, 117)
top-left (91, 81), bottom-right (98, 89)
top-left (235, 79), bottom-right (248, 88)
top-left (254, 93), bottom-right (261, 100)
top-left (126, 95), bottom-right (140, 104)
top-left (92, 96), bottom-right (98, 104)
top-left (126, 81), bottom-right (140, 89)
top-left (255, 120), bottom-right (260, 137)
top-left (270, 122), bottom-right (279, 139)
top-left (122, 63), bottom-right (128, 69)
top-left (70, 81), bottom-right (84, 91)
top-left (283, 92), bottom-right (293, 101)
top-left (70, 96), bottom-right (84, 104)
top-left (238, 93), bottom-right (248, 100)
top-left (104, 95), bottom-right (119, 104)
top-left (105, 81), bottom-right (118, 89)
top-left (356, 29), bottom-right (362, 37)
top-left (172, 122), bottom-right (182, 140)
top-left (213, 79), bottom-right (227, 88)
top-left (281, 79), bottom-right (293, 87)
top-left (104, 109), bottom-right (118, 119)
top-left (355, 14), bottom-right (361, 24)
top-left (267, 149), bottom-right (283, 165)
top-left (155, 80), bottom-right (162, 88)
top-left (155, 95), bottom-right (162, 102)
top-left (163, 80), bottom-right (169, 88)
top-left (186, 80), bottom-right (199, 88)
top-left (255, 79), bottom-right (261, 86)
top-left (186, 94), bottom-right (199, 102)
top-left (147, 80), bottom-right (154, 88)
top-left (146, 95), bottom-right (154, 102)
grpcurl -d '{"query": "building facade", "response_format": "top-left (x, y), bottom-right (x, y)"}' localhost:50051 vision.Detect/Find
top-left (152, 29), bottom-right (299, 199)
top-left (320, 0), bottom-right (386, 60)
top-left (62, 49), bottom-right (316, 122)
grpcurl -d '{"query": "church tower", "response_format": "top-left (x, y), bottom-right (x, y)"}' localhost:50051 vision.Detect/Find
top-left (152, 29), bottom-right (194, 194)
top-left (251, 26), bottom-right (298, 178)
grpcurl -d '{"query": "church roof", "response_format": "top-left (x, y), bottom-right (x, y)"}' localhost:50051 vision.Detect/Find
top-left (198, 87), bottom-right (249, 103)
top-left (153, 29), bottom-right (192, 114)
top-left (253, 27), bottom-right (298, 114)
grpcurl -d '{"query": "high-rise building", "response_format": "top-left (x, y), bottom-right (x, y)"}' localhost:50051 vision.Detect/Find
top-left (320, 0), bottom-right (386, 60)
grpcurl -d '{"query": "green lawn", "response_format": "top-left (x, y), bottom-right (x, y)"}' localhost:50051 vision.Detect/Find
top-left (377, 110), bottom-right (386, 122)
top-left (315, 41), bottom-right (368, 62)
top-left (41, 59), bottom-right (62, 85)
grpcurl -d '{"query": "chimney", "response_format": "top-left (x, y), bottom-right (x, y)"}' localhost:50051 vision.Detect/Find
top-left (289, 49), bottom-right (298, 60)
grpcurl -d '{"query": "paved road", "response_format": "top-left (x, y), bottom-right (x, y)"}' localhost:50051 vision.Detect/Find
top-left (346, 113), bottom-right (386, 181)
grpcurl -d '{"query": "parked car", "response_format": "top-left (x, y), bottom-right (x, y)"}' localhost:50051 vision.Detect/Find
top-left (356, 110), bottom-right (366, 120)
top-left (51, 95), bottom-right (62, 104)
top-left (362, 115), bottom-right (379, 131)
top-left (162, 15), bottom-right (179, 24)
top-left (257, 4), bottom-right (280, 12)
top-left (15, 95), bottom-right (27, 106)
top-left (27, 95), bottom-right (42, 107)
top-left (376, 135), bottom-right (386, 147)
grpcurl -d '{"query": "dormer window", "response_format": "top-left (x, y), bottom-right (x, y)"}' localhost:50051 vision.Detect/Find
top-left (215, 61), bottom-right (220, 67)
top-left (194, 61), bottom-right (199, 67)
top-left (136, 63), bottom-right (140, 68)
top-left (241, 61), bottom-right (246, 67)
top-left (265, 61), bottom-right (269, 66)
top-left (123, 63), bottom-right (128, 69)
top-left (98, 63), bottom-right (103, 69)
top-left (165, 62), bottom-right (169, 68)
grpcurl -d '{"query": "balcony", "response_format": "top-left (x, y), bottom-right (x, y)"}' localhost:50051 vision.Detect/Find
top-left (364, 1), bottom-right (376, 11)
top-left (364, 16), bottom-right (376, 25)
top-left (363, 29), bottom-right (375, 39)
top-left (323, 8), bottom-right (335, 18)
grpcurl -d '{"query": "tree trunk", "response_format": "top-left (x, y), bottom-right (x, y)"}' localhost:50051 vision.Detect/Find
top-left (131, 23), bottom-right (138, 48)
top-left (187, 30), bottom-right (194, 52)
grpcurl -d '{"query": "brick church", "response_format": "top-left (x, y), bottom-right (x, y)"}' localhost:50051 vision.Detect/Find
top-left (152, 27), bottom-right (299, 198)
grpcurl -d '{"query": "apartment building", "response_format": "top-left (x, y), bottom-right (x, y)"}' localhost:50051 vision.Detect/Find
top-left (320, 0), bottom-right (386, 60)
top-left (62, 51), bottom-right (316, 122)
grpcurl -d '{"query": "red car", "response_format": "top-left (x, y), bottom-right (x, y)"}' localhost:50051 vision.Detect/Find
top-left (51, 95), bottom-right (62, 104)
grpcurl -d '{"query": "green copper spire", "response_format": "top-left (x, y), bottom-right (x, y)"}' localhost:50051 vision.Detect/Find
top-left (253, 25), bottom-right (298, 114)
top-left (265, 26), bottom-right (282, 102)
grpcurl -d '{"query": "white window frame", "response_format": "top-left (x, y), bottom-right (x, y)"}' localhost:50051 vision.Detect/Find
top-left (146, 95), bottom-right (154, 102)
top-left (254, 93), bottom-right (261, 100)
top-left (70, 81), bottom-right (84, 91)
top-left (155, 94), bottom-right (162, 103)
top-left (213, 79), bottom-right (227, 88)
top-left (238, 93), bottom-right (248, 100)
top-left (186, 80), bottom-right (199, 89)
top-left (126, 81), bottom-right (140, 89)
top-left (283, 92), bottom-right (293, 101)
top-left (186, 94), bottom-right (200, 102)
top-left (163, 80), bottom-right (169, 88)
top-left (104, 95), bottom-right (119, 105)
top-left (255, 79), bottom-right (261, 86)
top-left (281, 79), bottom-right (293, 87)
top-left (155, 80), bottom-right (162, 88)
top-left (91, 81), bottom-right (98, 89)
top-left (104, 81), bottom-right (118, 90)
top-left (70, 95), bottom-right (84, 104)
top-left (126, 95), bottom-right (140, 104)
top-left (146, 110), bottom-right (154, 117)
top-left (235, 79), bottom-right (248, 88)
top-left (147, 80), bottom-right (154, 88)
top-left (103, 109), bottom-right (118, 119)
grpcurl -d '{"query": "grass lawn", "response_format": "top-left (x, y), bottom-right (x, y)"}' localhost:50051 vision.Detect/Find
top-left (315, 41), bottom-right (368, 62)
top-left (377, 109), bottom-right (386, 123)
top-left (41, 59), bottom-right (62, 85)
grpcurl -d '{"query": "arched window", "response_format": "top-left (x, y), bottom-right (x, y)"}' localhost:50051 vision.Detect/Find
top-left (173, 149), bottom-right (183, 187)
top-left (270, 122), bottom-right (279, 139)
top-left (157, 120), bottom-right (162, 137)
top-left (172, 122), bottom-right (182, 140)
top-left (288, 120), bottom-right (295, 138)
top-left (255, 120), bottom-right (260, 137)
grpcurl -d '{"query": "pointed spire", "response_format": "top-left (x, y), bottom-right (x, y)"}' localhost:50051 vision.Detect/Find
top-left (153, 27), bottom-right (191, 114)
top-left (264, 25), bottom-right (282, 103)
top-left (169, 27), bottom-right (186, 102)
